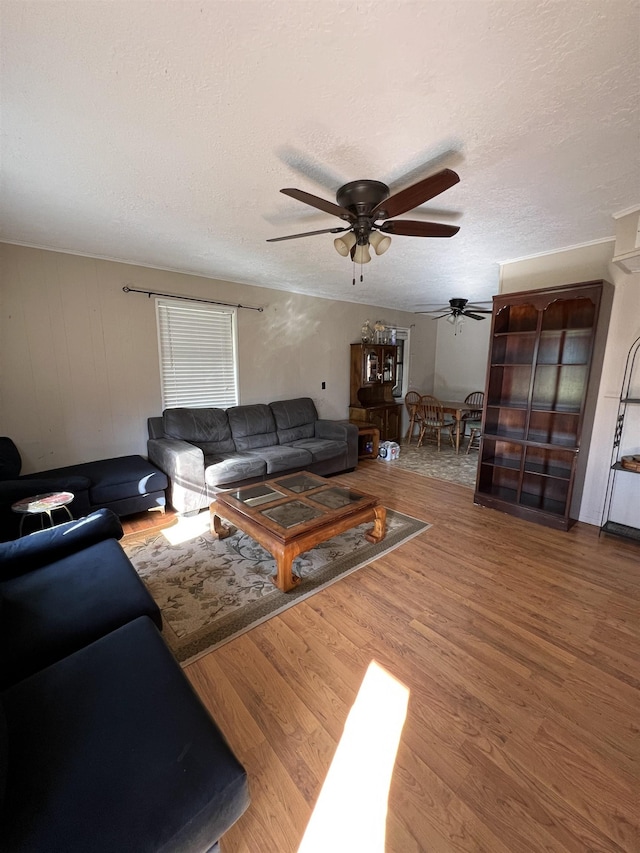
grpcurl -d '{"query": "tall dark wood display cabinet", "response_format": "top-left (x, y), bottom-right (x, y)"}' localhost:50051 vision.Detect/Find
top-left (474, 280), bottom-right (613, 530)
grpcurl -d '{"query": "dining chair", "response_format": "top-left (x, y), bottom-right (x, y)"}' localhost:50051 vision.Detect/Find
top-left (416, 395), bottom-right (456, 451)
top-left (404, 391), bottom-right (424, 444)
top-left (465, 419), bottom-right (482, 453)
top-left (461, 391), bottom-right (484, 437)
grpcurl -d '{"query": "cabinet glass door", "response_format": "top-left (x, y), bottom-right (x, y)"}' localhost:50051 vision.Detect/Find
top-left (382, 347), bottom-right (395, 383)
top-left (364, 348), bottom-right (379, 383)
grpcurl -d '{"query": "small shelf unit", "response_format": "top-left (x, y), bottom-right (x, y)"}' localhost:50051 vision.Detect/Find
top-left (600, 335), bottom-right (640, 543)
top-left (474, 280), bottom-right (613, 530)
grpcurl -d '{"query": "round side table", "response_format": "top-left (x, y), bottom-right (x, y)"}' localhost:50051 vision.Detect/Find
top-left (11, 491), bottom-right (75, 537)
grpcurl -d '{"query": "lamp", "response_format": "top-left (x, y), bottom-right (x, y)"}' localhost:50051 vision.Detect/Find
top-left (369, 231), bottom-right (392, 255)
top-left (447, 314), bottom-right (465, 335)
top-left (352, 242), bottom-right (371, 264)
top-left (333, 232), bottom-right (356, 256)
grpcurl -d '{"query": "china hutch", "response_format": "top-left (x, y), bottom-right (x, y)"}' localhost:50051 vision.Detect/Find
top-left (349, 343), bottom-right (402, 442)
top-left (474, 280), bottom-right (613, 530)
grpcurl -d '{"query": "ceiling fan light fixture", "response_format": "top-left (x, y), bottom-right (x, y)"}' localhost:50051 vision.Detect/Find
top-left (333, 231), bottom-right (356, 256)
top-left (369, 230), bottom-right (392, 255)
top-left (352, 243), bottom-right (371, 264)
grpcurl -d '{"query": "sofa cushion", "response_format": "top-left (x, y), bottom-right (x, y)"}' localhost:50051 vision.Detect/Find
top-left (269, 397), bottom-right (318, 443)
top-left (164, 408), bottom-right (236, 454)
top-left (0, 616), bottom-right (249, 853)
top-left (86, 457), bottom-right (167, 504)
top-left (204, 453), bottom-right (267, 487)
top-left (244, 444), bottom-right (312, 474)
top-left (21, 457), bottom-right (167, 505)
top-left (284, 438), bottom-right (347, 463)
top-left (227, 404), bottom-right (278, 450)
top-left (0, 538), bottom-right (161, 689)
top-left (0, 508), bottom-right (124, 580)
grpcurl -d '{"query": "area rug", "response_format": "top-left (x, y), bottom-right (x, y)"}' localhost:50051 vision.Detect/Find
top-left (387, 442), bottom-right (479, 488)
top-left (122, 509), bottom-right (430, 665)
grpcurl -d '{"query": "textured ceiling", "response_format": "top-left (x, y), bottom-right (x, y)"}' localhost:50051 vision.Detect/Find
top-left (1, 0), bottom-right (639, 312)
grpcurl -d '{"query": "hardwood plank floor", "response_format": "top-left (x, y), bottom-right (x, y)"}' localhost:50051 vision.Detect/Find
top-left (124, 464), bottom-right (640, 852)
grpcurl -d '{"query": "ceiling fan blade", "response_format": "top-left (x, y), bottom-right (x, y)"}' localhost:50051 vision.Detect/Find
top-left (371, 168), bottom-right (460, 219)
top-left (414, 310), bottom-right (449, 317)
top-left (380, 220), bottom-right (460, 237)
top-left (280, 188), bottom-right (354, 220)
top-left (463, 311), bottom-right (487, 320)
top-left (266, 226), bottom-right (350, 242)
top-left (465, 304), bottom-right (493, 312)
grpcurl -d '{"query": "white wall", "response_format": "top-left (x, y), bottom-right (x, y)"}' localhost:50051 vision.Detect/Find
top-left (0, 243), bottom-right (436, 473)
top-left (499, 239), bottom-right (640, 526)
top-left (433, 315), bottom-right (492, 401)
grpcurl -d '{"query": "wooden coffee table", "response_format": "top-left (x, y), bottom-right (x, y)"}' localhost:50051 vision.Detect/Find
top-left (209, 472), bottom-right (386, 592)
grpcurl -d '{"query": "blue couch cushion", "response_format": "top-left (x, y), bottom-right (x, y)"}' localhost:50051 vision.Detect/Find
top-left (204, 453), bottom-right (267, 487)
top-left (227, 404), bottom-right (278, 450)
top-left (244, 444), bottom-right (312, 474)
top-left (164, 408), bottom-right (236, 454)
top-left (22, 456), bottom-right (167, 505)
top-left (269, 397), bottom-right (318, 443)
top-left (0, 539), bottom-right (161, 689)
top-left (0, 617), bottom-right (249, 853)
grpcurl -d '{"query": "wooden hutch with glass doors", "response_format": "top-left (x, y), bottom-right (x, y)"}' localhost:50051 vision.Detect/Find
top-left (474, 280), bottom-right (613, 530)
top-left (349, 343), bottom-right (402, 442)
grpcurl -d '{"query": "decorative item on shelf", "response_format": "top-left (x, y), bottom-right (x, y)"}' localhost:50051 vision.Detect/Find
top-left (361, 320), bottom-right (373, 343)
top-left (374, 320), bottom-right (386, 344)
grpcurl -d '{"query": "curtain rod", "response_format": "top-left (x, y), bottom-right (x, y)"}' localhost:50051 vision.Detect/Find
top-left (122, 285), bottom-right (264, 312)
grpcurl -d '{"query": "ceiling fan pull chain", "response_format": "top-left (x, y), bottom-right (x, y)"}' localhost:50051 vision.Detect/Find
top-left (352, 259), bottom-right (356, 286)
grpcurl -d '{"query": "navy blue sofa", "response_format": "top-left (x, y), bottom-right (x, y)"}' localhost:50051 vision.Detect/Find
top-left (0, 437), bottom-right (168, 541)
top-left (0, 511), bottom-right (249, 851)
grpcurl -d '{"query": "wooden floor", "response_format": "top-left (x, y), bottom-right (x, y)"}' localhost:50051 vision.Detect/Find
top-left (125, 464), bottom-right (640, 852)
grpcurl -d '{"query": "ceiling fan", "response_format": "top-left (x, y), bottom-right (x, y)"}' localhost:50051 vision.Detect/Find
top-left (416, 298), bottom-right (493, 321)
top-left (266, 168), bottom-right (461, 280)
top-left (416, 298), bottom-right (493, 334)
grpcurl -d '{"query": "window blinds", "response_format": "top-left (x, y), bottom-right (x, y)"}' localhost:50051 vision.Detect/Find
top-left (156, 298), bottom-right (239, 409)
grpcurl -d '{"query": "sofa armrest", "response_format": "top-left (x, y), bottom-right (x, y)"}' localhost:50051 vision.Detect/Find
top-left (147, 438), bottom-right (206, 514)
top-left (0, 508), bottom-right (124, 580)
top-left (315, 420), bottom-right (359, 469)
top-left (315, 419), bottom-right (357, 442)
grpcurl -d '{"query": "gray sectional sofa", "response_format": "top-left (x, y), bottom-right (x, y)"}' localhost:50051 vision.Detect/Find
top-left (147, 397), bottom-right (358, 514)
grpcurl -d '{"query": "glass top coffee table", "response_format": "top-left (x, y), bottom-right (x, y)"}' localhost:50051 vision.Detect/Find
top-left (209, 472), bottom-right (386, 592)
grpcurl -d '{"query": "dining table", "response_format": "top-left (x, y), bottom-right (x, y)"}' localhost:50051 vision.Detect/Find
top-left (405, 396), bottom-right (481, 453)
top-left (438, 400), bottom-right (477, 454)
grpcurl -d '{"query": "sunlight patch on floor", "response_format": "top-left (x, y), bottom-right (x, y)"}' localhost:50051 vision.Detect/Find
top-left (160, 510), bottom-right (211, 545)
top-left (298, 660), bottom-right (409, 853)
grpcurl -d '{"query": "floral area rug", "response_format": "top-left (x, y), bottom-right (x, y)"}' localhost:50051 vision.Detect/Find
top-left (386, 441), bottom-right (479, 488)
top-left (122, 509), bottom-right (430, 665)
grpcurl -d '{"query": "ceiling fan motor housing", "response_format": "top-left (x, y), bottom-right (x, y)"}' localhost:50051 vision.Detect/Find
top-left (335, 180), bottom-right (390, 216)
top-left (449, 298), bottom-right (468, 315)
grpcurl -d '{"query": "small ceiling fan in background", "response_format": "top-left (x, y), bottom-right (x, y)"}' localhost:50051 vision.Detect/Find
top-left (415, 298), bottom-right (493, 334)
top-left (267, 168), bottom-right (461, 284)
